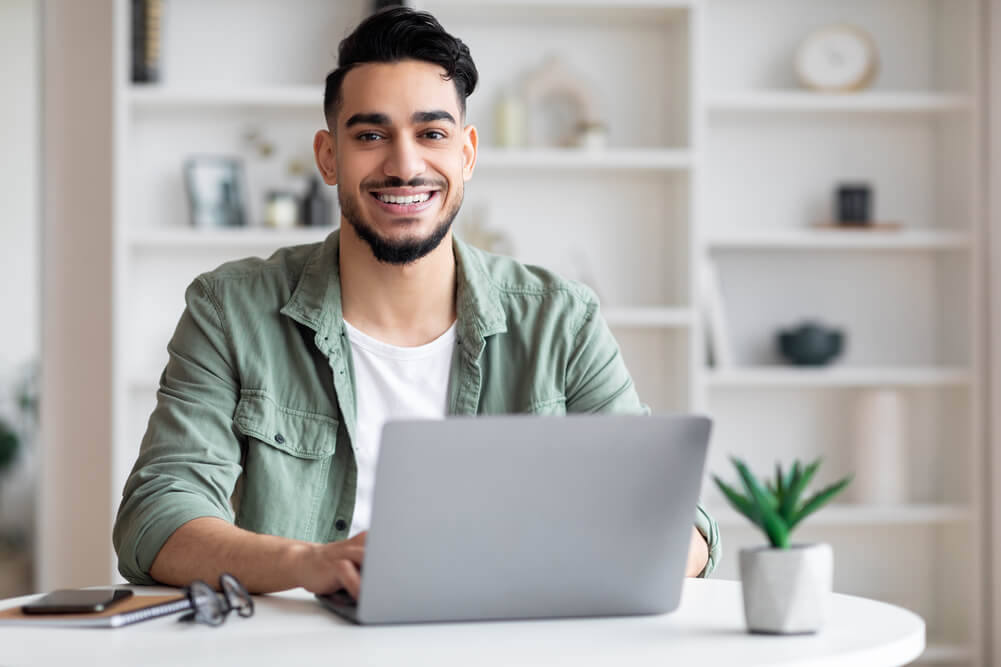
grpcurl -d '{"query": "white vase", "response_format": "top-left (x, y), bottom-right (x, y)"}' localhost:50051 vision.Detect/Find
top-left (852, 389), bottom-right (909, 504)
top-left (739, 543), bottom-right (833, 634)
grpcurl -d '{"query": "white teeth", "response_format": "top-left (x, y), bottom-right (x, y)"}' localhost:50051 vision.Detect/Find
top-left (377, 192), bottom-right (431, 205)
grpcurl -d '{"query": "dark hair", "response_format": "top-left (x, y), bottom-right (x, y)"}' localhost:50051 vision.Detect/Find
top-left (323, 7), bottom-right (478, 124)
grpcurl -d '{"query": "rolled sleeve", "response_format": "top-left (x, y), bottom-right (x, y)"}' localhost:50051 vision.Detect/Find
top-left (113, 277), bottom-right (244, 584)
top-left (565, 297), bottom-right (648, 415)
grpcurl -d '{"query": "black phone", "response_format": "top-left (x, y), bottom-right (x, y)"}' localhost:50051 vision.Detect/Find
top-left (22, 588), bottom-right (134, 614)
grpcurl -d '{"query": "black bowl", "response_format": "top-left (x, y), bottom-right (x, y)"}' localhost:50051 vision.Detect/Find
top-left (777, 322), bottom-right (845, 366)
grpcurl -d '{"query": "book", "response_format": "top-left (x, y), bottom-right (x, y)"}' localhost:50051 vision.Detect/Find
top-left (699, 258), bottom-right (734, 369)
top-left (131, 0), bottom-right (163, 83)
top-left (0, 594), bottom-right (188, 628)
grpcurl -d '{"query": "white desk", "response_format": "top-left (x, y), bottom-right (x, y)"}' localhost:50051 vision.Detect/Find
top-left (0, 579), bottom-right (924, 666)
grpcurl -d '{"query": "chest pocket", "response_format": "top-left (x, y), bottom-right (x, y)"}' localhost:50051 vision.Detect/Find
top-left (233, 390), bottom-right (339, 540)
top-left (528, 396), bottom-right (567, 415)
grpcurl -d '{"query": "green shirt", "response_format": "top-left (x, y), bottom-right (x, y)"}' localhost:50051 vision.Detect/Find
top-left (113, 230), bottom-right (720, 584)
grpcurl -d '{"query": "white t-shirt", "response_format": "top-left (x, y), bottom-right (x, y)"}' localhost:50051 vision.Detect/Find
top-left (343, 319), bottom-right (457, 537)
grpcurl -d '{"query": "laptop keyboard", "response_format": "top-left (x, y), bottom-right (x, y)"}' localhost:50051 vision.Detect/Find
top-left (316, 588), bottom-right (360, 623)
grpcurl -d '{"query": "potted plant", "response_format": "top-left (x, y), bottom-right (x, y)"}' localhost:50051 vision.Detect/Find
top-left (714, 457), bottom-right (851, 634)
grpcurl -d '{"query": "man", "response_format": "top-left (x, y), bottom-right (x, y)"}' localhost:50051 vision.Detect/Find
top-left (113, 7), bottom-right (720, 598)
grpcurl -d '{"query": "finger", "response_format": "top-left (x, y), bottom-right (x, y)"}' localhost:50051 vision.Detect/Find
top-left (335, 544), bottom-right (366, 566)
top-left (336, 560), bottom-right (362, 600)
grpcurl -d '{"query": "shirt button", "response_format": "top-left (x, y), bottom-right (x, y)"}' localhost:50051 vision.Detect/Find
top-left (274, 433), bottom-right (285, 444)
top-left (335, 519), bottom-right (347, 532)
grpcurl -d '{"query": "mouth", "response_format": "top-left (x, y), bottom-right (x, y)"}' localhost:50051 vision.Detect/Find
top-left (368, 188), bottom-right (441, 216)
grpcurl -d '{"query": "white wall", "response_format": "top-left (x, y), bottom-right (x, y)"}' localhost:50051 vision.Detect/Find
top-left (37, 0), bottom-right (115, 590)
top-left (0, 0), bottom-right (40, 371)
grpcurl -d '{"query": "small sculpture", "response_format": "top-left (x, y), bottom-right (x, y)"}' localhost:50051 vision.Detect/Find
top-left (521, 56), bottom-right (606, 149)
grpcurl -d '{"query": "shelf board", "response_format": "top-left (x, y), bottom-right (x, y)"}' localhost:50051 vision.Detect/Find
top-left (129, 227), bottom-right (333, 250)
top-left (712, 504), bottom-right (972, 527)
top-left (423, 0), bottom-right (691, 22)
top-left (602, 307), bottom-right (694, 328)
top-left (706, 228), bottom-right (971, 251)
top-left (706, 91), bottom-right (973, 114)
top-left (476, 147), bottom-right (691, 170)
top-left (128, 85), bottom-right (323, 109)
top-left (427, 0), bottom-right (693, 6)
top-left (706, 367), bottom-right (971, 388)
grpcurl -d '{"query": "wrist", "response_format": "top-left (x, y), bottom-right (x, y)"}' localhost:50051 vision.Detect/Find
top-left (284, 540), bottom-right (319, 589)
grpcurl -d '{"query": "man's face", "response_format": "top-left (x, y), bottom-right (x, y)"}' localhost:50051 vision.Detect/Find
top-left (317, 60), bottom-right (477, 265)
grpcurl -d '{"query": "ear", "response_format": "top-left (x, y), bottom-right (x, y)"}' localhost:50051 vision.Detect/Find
top-left (313, 129), bottom-right (338, 186)
top-left (461, 124), bottom-right (478, 182)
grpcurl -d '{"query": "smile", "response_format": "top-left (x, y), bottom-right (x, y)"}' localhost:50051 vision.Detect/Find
top-left (377, 192), bottom-right (430, 204)
top-left (369, 189), bottom-right (439, 214)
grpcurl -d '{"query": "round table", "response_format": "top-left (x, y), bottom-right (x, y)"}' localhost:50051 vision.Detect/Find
top-left (0, 578), bottom-right (924, 666)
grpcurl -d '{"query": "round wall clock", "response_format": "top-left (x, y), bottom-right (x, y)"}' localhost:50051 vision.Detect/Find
top-left (795, 25), bottom-right (879, 92)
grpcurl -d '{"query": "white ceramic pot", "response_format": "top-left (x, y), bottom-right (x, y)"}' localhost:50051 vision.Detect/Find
top-left (739, 542), bottom-right (833, 634)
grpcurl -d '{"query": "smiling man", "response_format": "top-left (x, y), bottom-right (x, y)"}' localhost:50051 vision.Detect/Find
top-left (113, 7), bottom-right (720, 597)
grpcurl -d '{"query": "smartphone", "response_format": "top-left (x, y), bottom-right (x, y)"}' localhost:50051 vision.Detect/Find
top-left (22, 588), bottom-right (134, 614)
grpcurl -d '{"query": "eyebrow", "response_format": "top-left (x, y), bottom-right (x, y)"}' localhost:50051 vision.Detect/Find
top-left (345, 112), bottom-right (390, 128)
top-left (412, 110), bottom-right (456, 125)
top-left (344, 110), bottom-right (457, 128)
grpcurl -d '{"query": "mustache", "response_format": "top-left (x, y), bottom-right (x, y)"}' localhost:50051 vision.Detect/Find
top-left (362, 177), bottom-right (446, 190)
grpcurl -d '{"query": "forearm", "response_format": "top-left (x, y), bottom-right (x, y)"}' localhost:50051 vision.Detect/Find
top-left (149, 517), bottom-right (312, 593)
top-left (685, 525), bottom-right (709, 578)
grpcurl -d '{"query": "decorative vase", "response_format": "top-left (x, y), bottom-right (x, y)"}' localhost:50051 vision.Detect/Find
top-left (851, 389), bottom-right (908, 504)
top-left (739, 542), bottom-right (833, 634)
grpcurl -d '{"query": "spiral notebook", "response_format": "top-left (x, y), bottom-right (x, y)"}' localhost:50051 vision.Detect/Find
top-left (0, 594), bottom-right (188, 628)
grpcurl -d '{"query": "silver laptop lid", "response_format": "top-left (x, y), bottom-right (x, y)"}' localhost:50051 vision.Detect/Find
top-left (358, 414), bottom-right (711, 624)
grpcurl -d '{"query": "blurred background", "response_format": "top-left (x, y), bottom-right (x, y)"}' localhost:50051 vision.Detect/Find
top-left (2, 0), bottom-right (1000, 664)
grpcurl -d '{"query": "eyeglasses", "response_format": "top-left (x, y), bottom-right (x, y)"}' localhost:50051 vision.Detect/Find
top-left (179, 573), bottom-right (254, 627)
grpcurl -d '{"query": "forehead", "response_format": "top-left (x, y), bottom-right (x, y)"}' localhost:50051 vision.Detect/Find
top-left (338, 60), bottom-right (461, 126)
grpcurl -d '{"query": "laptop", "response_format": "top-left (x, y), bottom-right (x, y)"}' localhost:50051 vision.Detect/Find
top-left (316, 414), bottom-right (711, 625)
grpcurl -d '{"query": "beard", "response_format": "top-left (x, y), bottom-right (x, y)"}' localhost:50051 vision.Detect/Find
top-left (340, 177), bottom-right (463, 266)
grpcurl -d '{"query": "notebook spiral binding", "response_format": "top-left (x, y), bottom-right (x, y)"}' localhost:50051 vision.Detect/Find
top-left (110, 598), bottom-right (191, 628)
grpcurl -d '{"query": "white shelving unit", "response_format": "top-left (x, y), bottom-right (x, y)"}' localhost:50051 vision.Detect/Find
top-left (698, 2), bottom-right (984, 665)
top-left (111, 0), bottom-right (986, 664)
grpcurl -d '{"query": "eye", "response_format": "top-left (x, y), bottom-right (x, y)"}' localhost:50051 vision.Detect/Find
top-left (421, 129), bottom-right (448, 140)
top-left (356, 132), bottom-right (383, 142)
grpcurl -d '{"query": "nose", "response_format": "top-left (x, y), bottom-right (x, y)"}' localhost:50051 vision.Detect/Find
top-left (383, 135), bottom-right (426, 182)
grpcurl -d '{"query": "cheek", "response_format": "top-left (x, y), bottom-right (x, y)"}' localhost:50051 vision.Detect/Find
top-left (336, 151), bottom-right (380, 186)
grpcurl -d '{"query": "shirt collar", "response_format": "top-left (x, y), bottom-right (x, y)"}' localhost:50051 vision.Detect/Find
top-left (279, 228), bottom-right (508, 352)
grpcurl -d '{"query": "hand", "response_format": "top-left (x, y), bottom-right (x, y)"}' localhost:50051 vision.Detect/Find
top-left (298, 531), bottom-right (367, 598)
top-left (685, 526), bottom-right (709, 578)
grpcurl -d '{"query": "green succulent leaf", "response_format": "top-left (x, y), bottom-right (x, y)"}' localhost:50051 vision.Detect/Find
top-left (713, 476), bottom-right (760, 528)
top-left (779, 458), bottom-right (820, 521)
top-left (789, 476), bottom-right (854, 531)
top-left (774, 462), bottom-right (785, 499)
top-left (732, 457), bottom-right (790, 548)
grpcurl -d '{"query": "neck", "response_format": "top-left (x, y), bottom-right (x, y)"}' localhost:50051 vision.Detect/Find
top-left (339, 222), bottom-right (457, 347)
